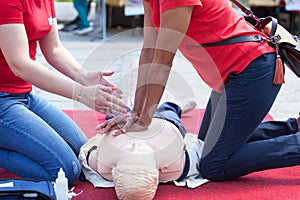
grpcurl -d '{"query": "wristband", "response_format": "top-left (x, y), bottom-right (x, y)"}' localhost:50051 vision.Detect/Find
top-left (77, 87), bottom-right (83, 102)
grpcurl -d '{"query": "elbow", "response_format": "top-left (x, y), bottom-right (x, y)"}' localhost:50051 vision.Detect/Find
top-left (41, 46), bottom-right (62, 64)
top-left (10, 64), bottom-right (23, 77)
top-left (7, 59), bottom-right (32, 80)
top-left (153, 49), bottom-right (175, 67)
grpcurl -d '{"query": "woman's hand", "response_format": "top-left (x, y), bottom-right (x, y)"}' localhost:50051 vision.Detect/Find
top-left (75, 70), bottom-right (127, 116)
top-left (79, 70), bottom-right (122, 90)
top-left (78, 84), bottom-right (127, 116)
top-left (95, 111), bottom-right (149, 136)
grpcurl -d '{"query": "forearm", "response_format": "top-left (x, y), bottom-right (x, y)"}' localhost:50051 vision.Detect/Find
top-left (14, 59), bottom-right (81, 100)
top-left (39, 20), bottom-right (88, 86)
top-left (0, 23), bottom-right (126, 116)
top-left (97, 4), bottom-right (195, 133)
top-left (139, 62), bottom-right (171, 126)
top-left (41, 44), bottom-right (88, 86)
top-left (134, 47), bottom-right (174, 125)
top-left (132, 47), bottom-right (155, 115)
top-left (133, 6), bottom-right (192, 124)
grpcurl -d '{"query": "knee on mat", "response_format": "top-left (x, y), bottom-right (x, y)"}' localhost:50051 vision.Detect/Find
top-left (200, 160), bottom-right (227, 182)
top-left (66, 160), bottom-right (81, 184)
top-left (51, 160), bottom-right (81, 184)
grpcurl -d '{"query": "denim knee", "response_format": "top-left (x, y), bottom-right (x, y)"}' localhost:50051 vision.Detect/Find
top-left (66, 160), bottom-right (81, 184)
top-left (52, 160), bottom-right (81, 184)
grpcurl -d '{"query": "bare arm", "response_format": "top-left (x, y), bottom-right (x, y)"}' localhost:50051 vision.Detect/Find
top-left (39, 18), bottom-right (124, 97)
top-left (0, 23), bottom-right (126, 114)
top-left (136, 2), bottom-right (194, 126)
top-left (98, 3), bottom-right (194, 134)
top-left (0, 23), bottom-right (77, 98)
top-left (132, 0), bottom-right (158, 116)
top-left (39, 19), bottom-right (100, 86)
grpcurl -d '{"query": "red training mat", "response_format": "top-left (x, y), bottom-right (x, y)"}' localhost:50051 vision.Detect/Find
top-left (1, 109), bottom-right (299, 200)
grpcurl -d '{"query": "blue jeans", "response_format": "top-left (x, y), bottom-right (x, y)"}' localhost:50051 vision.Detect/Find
top-left (73, 0), bottom-right (90, 29)
top-left (198, 53), bottom-right (300, 181)
top-left (154, 102), bottom-right (187, 136)
top-left (0, 92), bottom-right (88, 184)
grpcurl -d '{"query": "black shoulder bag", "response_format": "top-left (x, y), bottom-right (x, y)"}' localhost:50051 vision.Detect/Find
top-left (198, 0), bottom-right (300, 84)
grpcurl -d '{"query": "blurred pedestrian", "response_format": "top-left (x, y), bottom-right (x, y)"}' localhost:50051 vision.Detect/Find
top-left (73, 0), bottom-right (94, 35)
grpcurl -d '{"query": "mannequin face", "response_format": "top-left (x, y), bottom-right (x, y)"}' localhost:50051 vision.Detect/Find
top-left (124, 139), bottom-right (153, 154)
top-left (112, 140), bottom-right (159, 200)
top-left (112, 134), bottom-right (159, 200)
top-left (117, 139), bottom-right (157, 169)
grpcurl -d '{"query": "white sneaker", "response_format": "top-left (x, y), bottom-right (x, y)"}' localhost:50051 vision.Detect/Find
top-left (181, 100), bottom-right (197, 114)
top-left (75, 27), bottom-right (93, 35)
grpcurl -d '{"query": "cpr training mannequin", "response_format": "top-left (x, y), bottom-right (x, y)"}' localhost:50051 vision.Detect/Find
top-left (79, 102), bottom-right (208, 200)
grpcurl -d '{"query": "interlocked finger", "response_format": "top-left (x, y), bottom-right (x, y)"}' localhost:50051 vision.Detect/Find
top-left (102, 114), bottom-right (131, 133)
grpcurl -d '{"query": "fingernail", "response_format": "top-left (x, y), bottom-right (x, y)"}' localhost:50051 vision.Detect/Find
top-left (112, 87), bottom-right (117, 91)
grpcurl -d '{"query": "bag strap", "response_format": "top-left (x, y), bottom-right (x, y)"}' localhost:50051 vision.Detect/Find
top-left (230, 0), bottom-right (259, 23)
top-left (195, 35), bottom-right (264, 47)
top-left (257, 17), bottom-right (277, 36)
top-left (230, 0), bottom-right (278, 35)
top-left (196, 1), bottom-right (280, 47)
top-left (194, 0), bottom-right (286, 84)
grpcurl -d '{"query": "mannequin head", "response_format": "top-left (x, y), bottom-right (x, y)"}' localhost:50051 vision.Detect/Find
top-left (112, 140), bottom-right (159, 200)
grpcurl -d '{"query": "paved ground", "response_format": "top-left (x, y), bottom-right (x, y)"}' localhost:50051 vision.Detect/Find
top-left (36, 27), bottom-right (300, 122)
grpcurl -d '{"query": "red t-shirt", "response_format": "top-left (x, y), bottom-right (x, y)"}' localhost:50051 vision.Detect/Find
top-left (0, 0), bottom-right (56, 94)
top-left (145, 0), bottom-right (275, 92)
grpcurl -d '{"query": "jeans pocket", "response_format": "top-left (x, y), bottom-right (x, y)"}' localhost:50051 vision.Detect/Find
top-left (226, 72), bottom-right (247, 90)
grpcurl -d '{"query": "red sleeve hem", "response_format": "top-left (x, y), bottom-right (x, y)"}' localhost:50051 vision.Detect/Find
top-left (160, 0), bottom-right (202, 13)
top-left (0, 0), bottom-right (24, 25)
top-left (0, 19), bottom-right (23, 25)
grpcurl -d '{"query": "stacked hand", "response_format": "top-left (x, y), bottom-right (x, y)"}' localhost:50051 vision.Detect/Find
top-left (95, 111), bottom-right (149, 136)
